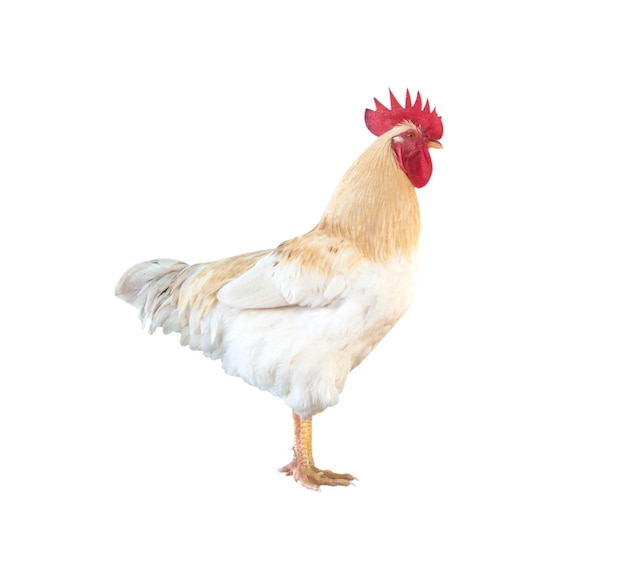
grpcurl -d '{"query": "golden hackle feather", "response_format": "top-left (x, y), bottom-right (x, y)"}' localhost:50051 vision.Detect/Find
top-left (316, 124), bottom-right (420, 262)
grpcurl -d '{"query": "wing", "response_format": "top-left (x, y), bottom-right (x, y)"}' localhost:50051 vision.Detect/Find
top-left (217, 231), bottom-right (364, 310)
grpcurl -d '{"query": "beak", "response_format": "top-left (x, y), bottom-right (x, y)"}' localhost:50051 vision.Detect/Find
top-left (427, 140), bottom-right (443, 149)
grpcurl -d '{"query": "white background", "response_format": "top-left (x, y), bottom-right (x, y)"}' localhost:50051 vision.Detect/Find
top-left (1, 1), bottom-right (625, 570)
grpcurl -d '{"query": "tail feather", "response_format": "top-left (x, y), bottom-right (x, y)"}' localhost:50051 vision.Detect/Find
top-left (115, 259), bottom-right (189, 333)
top-left (116, 249), bottom-right (269, 351)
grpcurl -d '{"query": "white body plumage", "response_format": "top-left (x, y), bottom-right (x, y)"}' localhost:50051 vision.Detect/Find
top-left (218, 256), bottom-right (417, 417)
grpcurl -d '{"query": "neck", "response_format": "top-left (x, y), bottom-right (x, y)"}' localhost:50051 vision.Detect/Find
top-left (316, 130), bottom-right (420, 262)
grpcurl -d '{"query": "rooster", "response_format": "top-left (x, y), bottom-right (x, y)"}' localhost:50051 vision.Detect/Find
top-left (116, 90), bottom-right (443, 490)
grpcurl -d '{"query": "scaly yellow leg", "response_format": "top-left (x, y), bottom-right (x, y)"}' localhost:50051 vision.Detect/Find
top-left (279, 411), bottom-right (355, 490)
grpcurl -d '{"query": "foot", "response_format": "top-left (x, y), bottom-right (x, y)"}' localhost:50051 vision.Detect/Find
top-left (279, 458), bottom-right (356, 491)
top-left (281, 411), bottom-right (356, 490)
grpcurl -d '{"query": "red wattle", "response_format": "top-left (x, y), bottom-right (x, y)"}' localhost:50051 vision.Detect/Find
top-left (404, 148), bottom-right (433, 188)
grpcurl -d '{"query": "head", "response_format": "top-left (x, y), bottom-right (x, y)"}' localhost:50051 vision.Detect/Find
top-left (365, 89), bottom-right (443, 188)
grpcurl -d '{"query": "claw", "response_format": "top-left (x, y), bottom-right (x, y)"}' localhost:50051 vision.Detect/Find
top-left (279, 457), bottom-right (355, 490)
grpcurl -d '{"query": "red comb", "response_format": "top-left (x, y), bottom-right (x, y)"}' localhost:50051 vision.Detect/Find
top-left (365, 89), bottom-right (443, 140)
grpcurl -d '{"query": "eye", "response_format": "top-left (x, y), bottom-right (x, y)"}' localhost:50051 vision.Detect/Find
top-left (406, 131), bottom-right (416, 139)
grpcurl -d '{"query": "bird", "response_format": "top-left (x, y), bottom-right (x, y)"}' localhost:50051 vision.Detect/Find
top-left (115, 89), bottom-right (443, 490)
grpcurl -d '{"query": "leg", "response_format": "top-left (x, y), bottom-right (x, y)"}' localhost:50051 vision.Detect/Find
top-left (278, 411), bottom-right (355, 490)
